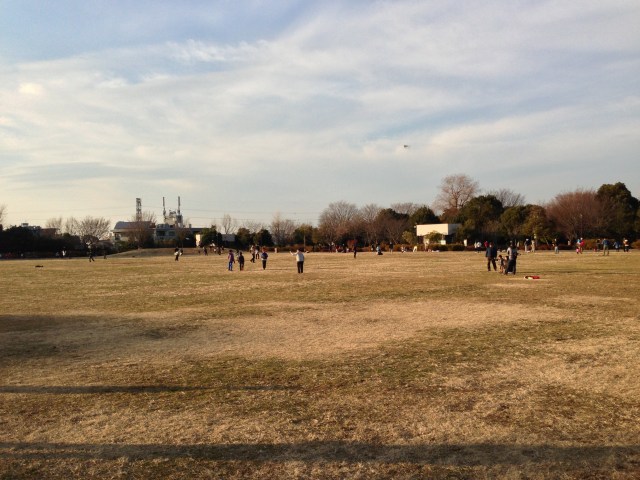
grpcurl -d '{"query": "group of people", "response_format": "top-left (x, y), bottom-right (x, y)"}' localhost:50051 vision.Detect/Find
top-left (485, 241), bottom-right (519, 275)
top-left (226, 247), bottom-right (270, 271)
top-left (199, 246), bottom-right (308, 273)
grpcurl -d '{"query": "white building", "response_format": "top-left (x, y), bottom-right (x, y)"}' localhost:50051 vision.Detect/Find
top-left (415, 224), bottom-right (461, 245)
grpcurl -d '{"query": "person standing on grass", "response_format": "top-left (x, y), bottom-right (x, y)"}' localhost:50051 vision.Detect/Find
top-left (602, 238), bottom-right (610, 256)
top-left (238, 251), bottom-right (245, 271)
top-left (505, 242), bottom-right (518, 275)
top-left (227, 250), bottom-right (235, 271)
top-left (485, 242), bottom-right (497, 271)
top-left (291, 248), bottom-right (305, 273)
top-left (260, 248), bottom-right (269, 270)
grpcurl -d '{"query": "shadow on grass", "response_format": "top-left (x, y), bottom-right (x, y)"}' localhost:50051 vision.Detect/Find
top-left (0, 441), bottom-right (638, 466)
top-left (1, 384), bottom-right (299, 395)
top-left (0, 385), bottom-right (209, 394)
top-left (0, 385), bottom-right (296, 394)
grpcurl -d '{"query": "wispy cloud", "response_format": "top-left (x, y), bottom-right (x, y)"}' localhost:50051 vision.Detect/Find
top-left (1, 0), bottom-right (638, 226)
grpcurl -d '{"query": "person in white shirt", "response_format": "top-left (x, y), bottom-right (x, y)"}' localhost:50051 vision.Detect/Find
top-left (291, 248), bottom-right (305, 273)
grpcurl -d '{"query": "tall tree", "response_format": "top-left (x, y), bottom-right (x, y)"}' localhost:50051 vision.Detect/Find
top-left (546, 189), bottom-right (603, 240)
top-left (500, 206), bottom-right (528, 240)
top-left (409, 205), bottom-right (439, 226)
top-left (270, 212), bottom-right (297, 246)
top-left (457, 195), bottom-right (503, 241)
top-left (596, 182), bottom-right (639, 239)
top-left (221, 214), bottom-right (237, 235)
top-left (293, 223), bottom-right (315, 248)
top-left (318, 201), bottom-right (359, 245)
top-left (434, 174), bottom-right (480, 221)
top-left (375, 208), bottom-right (410, 245)
top-left (522, 205), bottom-right (553, 244)
top-left (76, 216), bottom-right (112, 244)
top-left (358, 203), bottom-right (382, 246)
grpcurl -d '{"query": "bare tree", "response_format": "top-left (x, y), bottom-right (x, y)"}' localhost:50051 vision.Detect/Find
top-left (390, 202), bottom-right (421, 216)
top-left (75, 216), bottom-right (112, 243)
top-left (375, 209), bottom-right (410, 245)
top-left (0, 204), bottom-right (6, 226)
top-left (45, 217), bottom-right (64, 234)
top-left (359, 203), bottom-right (382, 246)
top-left (433, 174), bottom-right (480, 219)
top-left (221, 214), bottom-right (237, 235)
top-left (270, 212), bottom-right (297, 246)
top-left (487, 188), bottom-right (525, 209)
top-left (241, 220), bottom-right (264, 235)
top-left (64, 217), bottom-right (79, 236)
top-left (546, 189), bottom-right (603, 240)
top-left (318, 201), bottom-right (359, 245)
top-left (174, 218), bottom-right (192, 247)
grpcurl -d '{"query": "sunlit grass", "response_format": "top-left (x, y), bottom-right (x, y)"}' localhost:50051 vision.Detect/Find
top-left (1, 250), bottom-right (639, 478)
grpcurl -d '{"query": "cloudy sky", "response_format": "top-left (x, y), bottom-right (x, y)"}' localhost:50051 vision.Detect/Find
top-left (1, 0), bottom-right (639, 228)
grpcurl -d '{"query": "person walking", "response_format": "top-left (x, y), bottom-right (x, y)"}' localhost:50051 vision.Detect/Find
top-left (291, 248), bottom-right (305, 273)
top-left (485, 242), bottom-right (497, 271)
top-left (227, 250), bottom-right (235, 271)
top-left (174, 247), bottom-right (180, 261)
top-left (260, 248), bottom-right (269, 270)
top-left (238, 251), bottom-right (245, 271)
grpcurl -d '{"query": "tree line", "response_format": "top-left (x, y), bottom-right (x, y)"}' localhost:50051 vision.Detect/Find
top-left (204, 176), bottom-right (639, 249)
top-left (1, 176), bottom-right (638, 254)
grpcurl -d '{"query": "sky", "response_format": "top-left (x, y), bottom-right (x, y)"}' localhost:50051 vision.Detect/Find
top-left (1, 0), bottom-right (639, 229)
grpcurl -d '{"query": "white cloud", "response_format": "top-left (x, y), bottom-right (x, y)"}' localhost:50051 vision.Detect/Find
top-left (1, 1), bottom-right (639, 226)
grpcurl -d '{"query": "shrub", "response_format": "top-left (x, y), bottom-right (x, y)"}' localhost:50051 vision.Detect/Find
top-left (451, 244), bottom-right (466, 251)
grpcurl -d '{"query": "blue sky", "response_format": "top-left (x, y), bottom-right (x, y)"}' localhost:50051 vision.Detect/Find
top-left (1, 0), bottom-right (639, 228)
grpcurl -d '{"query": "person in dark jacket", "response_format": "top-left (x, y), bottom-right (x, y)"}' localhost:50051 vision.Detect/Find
top-left (486, 242), bottom-right (498, 271)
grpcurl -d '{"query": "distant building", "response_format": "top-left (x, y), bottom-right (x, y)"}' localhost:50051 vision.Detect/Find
top-left (415, 223), bottom-right (461, 245)
top-left (112, 197), bottom-right (209, 247)
top-left (112, 221), bottom-right (155, 244)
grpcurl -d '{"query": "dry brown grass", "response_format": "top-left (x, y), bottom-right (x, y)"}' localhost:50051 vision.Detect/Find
top-left (1, 250), bottom-right (639, 479)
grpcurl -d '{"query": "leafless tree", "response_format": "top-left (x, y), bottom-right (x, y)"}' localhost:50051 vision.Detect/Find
top-left (64, 217), bottom-right (79, 236)
top-left (174, 218), bottom-right (192, 247)
top-left (318, 201), bottom-right (359, 245)
top-left (375, 209), bottom-right (410, 245)
top-left (270, 212), bottom-right (297, 246)
top-left (390, 202), bottom-right (421, 216)
top-left (240, 220), bottom-right (265, 235)
top-left (546, 189), bottom-right (604, 240)
top-left (221, 214), bottom-right (237, 235)
top-left (45, 217), bottom-right (63, 234)
top-left (433, 174), bottom-right (480, 219)
top-left (75, 216), bottom-right (112, 243)
top-left (0, 204), bottom-right (6, 226)
top-left (359, 203), bottom-right (382, 246)
top-left (487, 188), bottom-right (525, 208)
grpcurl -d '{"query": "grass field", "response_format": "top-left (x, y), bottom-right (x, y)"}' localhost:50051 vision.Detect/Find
top-left (1, 249), bottom-right (639, 479)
